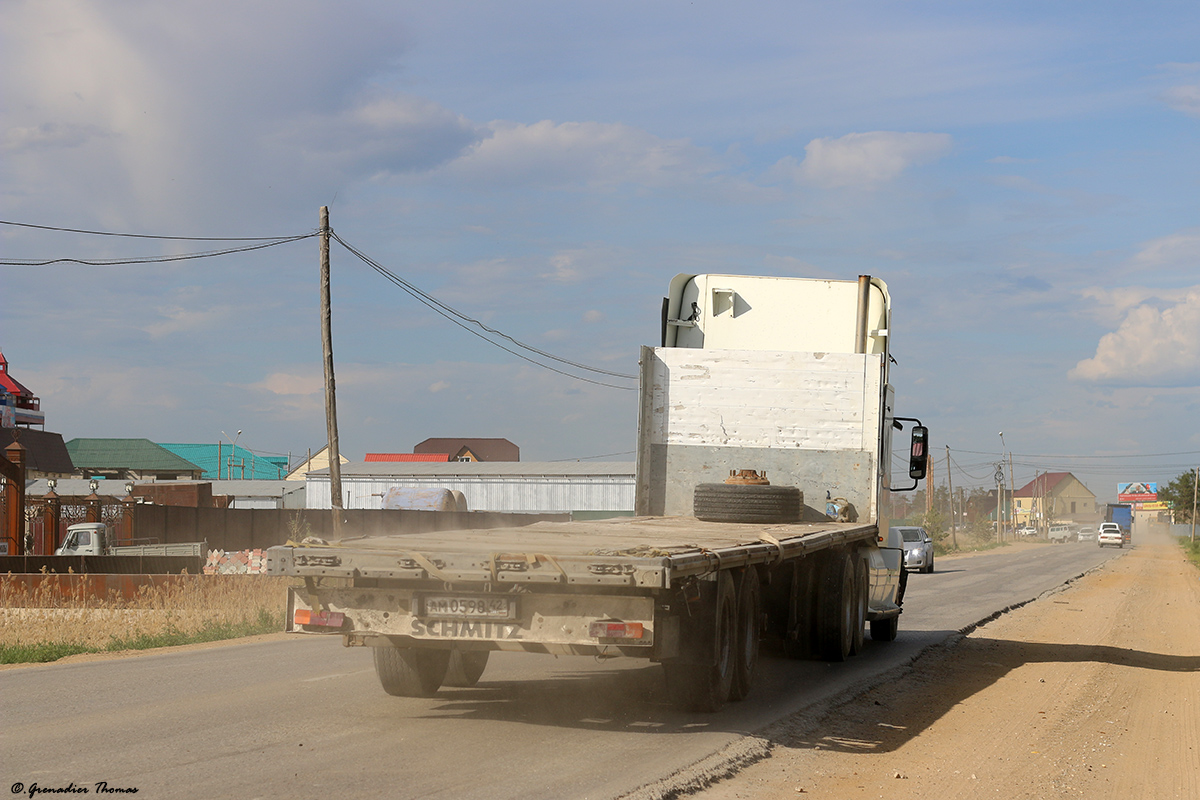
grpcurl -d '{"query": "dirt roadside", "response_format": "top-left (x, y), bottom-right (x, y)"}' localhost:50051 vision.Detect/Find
top-left (688, 532), bottom-right (1200, 800)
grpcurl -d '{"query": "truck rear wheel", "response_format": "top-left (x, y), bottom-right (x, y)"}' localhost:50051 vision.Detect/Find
top-left (443, 650), bottom-right (490, 687)
top-left (849, 557), bottom-right (867, 656)
top-left (373, 644), bottom-right (451, 697)
top-left (693, 484), bottom-right (801, 524)
top-left (663, 571), bottom-right (737, 712)
top-left (729, 568), bottom-right (761, 701)
top-left (817, 552), bottom-right (855, 662)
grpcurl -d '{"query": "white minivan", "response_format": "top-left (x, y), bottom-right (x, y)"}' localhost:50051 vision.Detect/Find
top-left (1048, 524), bottom-right (1071, 543)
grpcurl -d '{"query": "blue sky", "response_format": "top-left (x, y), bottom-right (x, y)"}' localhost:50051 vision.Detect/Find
top-left (3, 1), bottom-right (1199, 503)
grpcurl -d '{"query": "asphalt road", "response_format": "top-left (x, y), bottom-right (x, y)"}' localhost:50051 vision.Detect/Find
top-left (1, 541), bottom-right (1120, 800)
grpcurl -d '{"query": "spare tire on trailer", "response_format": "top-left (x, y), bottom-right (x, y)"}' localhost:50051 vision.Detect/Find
top-left (693, 483), bottom-right (802, 524)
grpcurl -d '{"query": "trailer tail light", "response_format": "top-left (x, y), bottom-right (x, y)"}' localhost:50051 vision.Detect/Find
top-left (589, 621), bottom-right (644, 640)
top-left (294, 609), bottom-right (345, 628)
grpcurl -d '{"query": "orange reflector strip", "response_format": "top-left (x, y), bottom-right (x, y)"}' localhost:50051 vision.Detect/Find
top-left (588, 621), bottom-right (644, 639)
top-left (294, 609), bottom-right (345, 628)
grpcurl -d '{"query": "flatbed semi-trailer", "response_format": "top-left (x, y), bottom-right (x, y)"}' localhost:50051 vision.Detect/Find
top-left (268, 273), bottom-right (928, 711)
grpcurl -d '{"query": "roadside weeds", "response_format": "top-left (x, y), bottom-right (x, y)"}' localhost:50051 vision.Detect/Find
top-left (0, 575), bottom-right (288, 664)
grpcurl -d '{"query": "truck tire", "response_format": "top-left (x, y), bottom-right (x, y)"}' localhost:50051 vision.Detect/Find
top-left (849, 557), bottom-right (867, 656)
top-left (693, 484), bottom-right (801, 524)
top-left (816, 551), bottom-right (855, 662)
top-left (373, 644), bottom-right (451, 697)
top-left (729, 568), bottom-right (761, 701)
top-left (443, 650), bottom-right (490, 688)
top-left (663, 571), bottom-right (737, 712)
top-left (870, 615), bottom-right (899, 642)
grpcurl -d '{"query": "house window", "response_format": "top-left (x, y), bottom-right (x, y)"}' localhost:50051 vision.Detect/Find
top-left (1071, 501), bottom-right (1076, 513)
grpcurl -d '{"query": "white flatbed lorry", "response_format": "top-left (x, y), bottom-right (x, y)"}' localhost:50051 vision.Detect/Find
top-left (267, 273), bottom-right (928, 711)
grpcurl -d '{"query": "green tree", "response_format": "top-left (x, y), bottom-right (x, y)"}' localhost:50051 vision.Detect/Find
top-left (1159, 469), bottom-right (1200, 524)
top-left (921, 507), bottom-right (948, 545)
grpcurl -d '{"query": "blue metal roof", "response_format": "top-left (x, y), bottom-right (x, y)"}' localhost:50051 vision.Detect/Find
top-left (158, 443), bottom-right (289, 480)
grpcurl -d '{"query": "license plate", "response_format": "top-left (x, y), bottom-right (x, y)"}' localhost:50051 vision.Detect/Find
top-left (421, 594), bottom-right (517, 620)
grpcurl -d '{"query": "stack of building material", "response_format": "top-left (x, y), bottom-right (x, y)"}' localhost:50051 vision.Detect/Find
top-left (203, 549), bottom-right (268, 575)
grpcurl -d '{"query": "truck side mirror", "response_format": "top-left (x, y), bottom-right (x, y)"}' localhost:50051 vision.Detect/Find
top-left (908, 425), bottom-right (929, 480)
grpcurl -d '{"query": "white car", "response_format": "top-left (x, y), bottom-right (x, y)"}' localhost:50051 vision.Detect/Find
top-left (1077, 526), bottom-right (1097, 542)
top-left (1098, 523), bottom-right (1123, 548)
top-left (893, 526), bottom-right (935, 573)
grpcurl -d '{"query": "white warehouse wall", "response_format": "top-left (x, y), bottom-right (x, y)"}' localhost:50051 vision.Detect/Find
top-left (305, 462), bottom-right (636, 514)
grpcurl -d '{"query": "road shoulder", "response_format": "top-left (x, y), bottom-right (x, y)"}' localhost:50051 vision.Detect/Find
top-left (644, 534), bottom-right (1200, 799)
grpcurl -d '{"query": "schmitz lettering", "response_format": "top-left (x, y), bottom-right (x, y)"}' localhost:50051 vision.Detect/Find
top-left (411, 619), bottom-right (522, 639)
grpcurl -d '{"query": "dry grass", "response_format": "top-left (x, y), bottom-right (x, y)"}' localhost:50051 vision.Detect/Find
top-left (0, 575), bottom-right (289, 663)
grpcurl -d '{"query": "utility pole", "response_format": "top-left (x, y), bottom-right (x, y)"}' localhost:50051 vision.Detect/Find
top-left (926, 443), bottom-right (935, 517)
top-left (1007, 450), bottom-right (1015, 540)
top-left (946, 445), bottom-right (957, 549)
top-left (995, 463), bottom-right (1005, 544)
top-left (320, 206), bottom-right (344, 538)
top-left (1191, 466), bottom-right (1197, 544)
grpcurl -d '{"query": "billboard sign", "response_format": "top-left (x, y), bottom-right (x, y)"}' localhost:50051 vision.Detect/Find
top-left (1117, 482), bottom-right (1158, 503)
top-left (1136, 501), bottom-right (1171, 511)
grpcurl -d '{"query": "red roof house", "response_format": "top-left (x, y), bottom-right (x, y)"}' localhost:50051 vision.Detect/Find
top-left (365, 453), bottom-right (451, 463)
top-left (0, 351), bottom-right (44, 428)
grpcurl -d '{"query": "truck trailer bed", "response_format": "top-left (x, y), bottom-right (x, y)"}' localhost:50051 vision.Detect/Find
top-left (267, 516), bottom-right (879, 589)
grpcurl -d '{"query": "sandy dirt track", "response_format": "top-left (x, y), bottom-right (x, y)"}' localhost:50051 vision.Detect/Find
top-left (690, 533), bottom-right (1200, 800)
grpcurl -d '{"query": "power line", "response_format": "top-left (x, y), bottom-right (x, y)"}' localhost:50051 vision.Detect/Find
top-left (1, 234), bottom-right (317, 266)
top-left (952, 447), bottom-right (1200, 460)
top-left (2, 215), bottom-right (637, 390)
top-left (331, 232), bottom-right (637, 391)
top-left (550, 450), bottom-right (636, 461)
top-left (0, 218), bottom-right (314, 241)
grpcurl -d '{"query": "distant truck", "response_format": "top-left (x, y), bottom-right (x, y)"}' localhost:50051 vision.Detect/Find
top-left (267, 273), bottom-right (929, 711)
top-left (1105, 503), bottom-right (1133, 545)
top-left (54, 523), bottom-right (206, 557)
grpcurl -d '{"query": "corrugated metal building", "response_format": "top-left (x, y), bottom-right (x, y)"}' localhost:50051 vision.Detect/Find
top-left (305, 462), bottom-right (636, 515)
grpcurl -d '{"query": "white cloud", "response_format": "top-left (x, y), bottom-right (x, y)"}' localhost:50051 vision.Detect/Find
top-left (1131, 227), bottom-right (1200, 270)
top-left (3, 122), bottom-right (111, 152)
top-left (252, 371), bottom-right (323, 397)
top-left (545, 251), bottom-right (586, 283)
top-left (1079, 285), bottom-right (1192, 320)
top-left (1162, 84), bottom-right (1200, 117)
top-left (772, 131), bottom-right (953, 189)
top-left (143, 305), bottom-right (229, 339)
top-left (446, 120), bottom-right (724, 189)
top-left (285, 91), bottom-right (482, 176)
top-left (1070, 287), bottom-right (1200, 386)
top-left (247, 371), bottom-right (324, 418)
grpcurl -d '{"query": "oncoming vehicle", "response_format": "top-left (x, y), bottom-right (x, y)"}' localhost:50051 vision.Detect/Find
top-left (1098, 523), bottom-right (1123, 548)
top-left (1076, 526), bottom-right (1097, 543)
top-left (1048, 524), bottom-right (1071, 543)
top-left (894, 526), bottom-right (934, 573)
